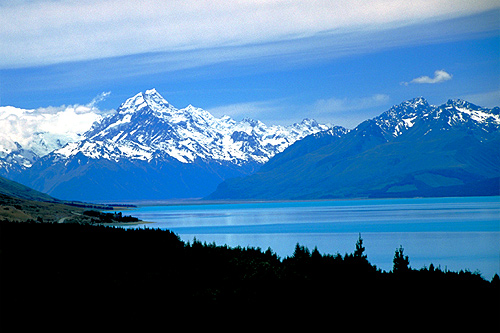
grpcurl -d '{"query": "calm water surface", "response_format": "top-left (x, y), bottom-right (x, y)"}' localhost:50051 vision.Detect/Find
top-left (119, 197), bottom-right (500, 279)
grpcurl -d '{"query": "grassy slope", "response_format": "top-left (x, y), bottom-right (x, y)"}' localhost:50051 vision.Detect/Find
top-left (0, 174), bottom-right (57, 202)
top-left (0, 193), bottom-right (93, 223)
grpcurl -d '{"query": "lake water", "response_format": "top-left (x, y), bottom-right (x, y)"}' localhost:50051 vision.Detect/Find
top-left (119, 196), bottom-right (500, 279)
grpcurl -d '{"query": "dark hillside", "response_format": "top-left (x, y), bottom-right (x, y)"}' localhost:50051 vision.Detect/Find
top-left (0, 174), bottom-right (57, 202)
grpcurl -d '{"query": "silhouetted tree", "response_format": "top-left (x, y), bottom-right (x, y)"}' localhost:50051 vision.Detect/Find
top-left (292, 243), bottom-right (310, 260)
top-left (393, 245), bottom-right (410, 273)
top-left (311, 246), bottom-right (321, 260)
top-left (492, 273), bottom-right (500, 287)
top-left (354, 233), bottom-right (366, 259)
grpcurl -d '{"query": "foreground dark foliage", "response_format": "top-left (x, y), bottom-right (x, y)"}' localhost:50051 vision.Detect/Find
top-left (1, 220), bottom-right (498, 326)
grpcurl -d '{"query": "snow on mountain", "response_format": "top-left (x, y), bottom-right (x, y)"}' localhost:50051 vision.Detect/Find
top-left (2, 93), bottom-right (497, 174)
top-left (373, 97), bottom-right (500, 140)
top-left (2, 92), bottom-right (498, 201)
top-left (373, 97), bottom-right (433, 139)
top-left (54, 89), bottom-right (331, 165)
top-left (209, 98), bottom-right (500, 201)
top-left (433, 99), bottom-right (500, 131)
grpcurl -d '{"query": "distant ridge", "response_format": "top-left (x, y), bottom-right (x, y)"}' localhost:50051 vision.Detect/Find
top-left (208, 98), bottom-right (500, 200)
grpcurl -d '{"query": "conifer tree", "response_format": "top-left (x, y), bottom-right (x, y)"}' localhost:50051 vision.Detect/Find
top-left (292, 243), bottom-right (310, 260)
top-left (354, 233), bottom-right (366, 259)
top-left (393, 245), bottom-right (410, 273)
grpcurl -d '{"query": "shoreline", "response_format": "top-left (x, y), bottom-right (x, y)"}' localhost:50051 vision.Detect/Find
top-left (102, 194), bottom-right (500, 208)
top-left (96, 220), bottom-right (154, 227)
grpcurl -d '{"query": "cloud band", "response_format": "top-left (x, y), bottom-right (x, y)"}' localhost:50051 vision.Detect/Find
top-left (1, 1), bottom-right (499, 69)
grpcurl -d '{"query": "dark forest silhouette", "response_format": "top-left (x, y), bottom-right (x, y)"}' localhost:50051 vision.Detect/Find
top-left (1, 220), bottom-right (498, 326)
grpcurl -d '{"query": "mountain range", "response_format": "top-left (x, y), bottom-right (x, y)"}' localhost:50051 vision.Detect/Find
top-left (1, 90), bottom-right (498, 201)
top-left (0, 89), bottom-right (332, 201)
top-left (209, 98), bottom-right (500, 199)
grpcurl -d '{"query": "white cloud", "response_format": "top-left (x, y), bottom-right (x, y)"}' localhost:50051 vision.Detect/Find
top-left (403, 70), bottom-right (453, 85)
top-left (34, 92), bottom-right (113, 135)
top-left (88, 91), bottom-right (112, 109)
top-left (0, 92), bottom-right (112, 156)
top-left (1, 0), bottom-right (498, 68)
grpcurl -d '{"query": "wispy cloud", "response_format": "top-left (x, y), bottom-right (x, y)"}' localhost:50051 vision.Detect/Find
top-left (207, 94), bottom-right (392, 128)
top-left (314, 94), bottom-right (390, 113)
top-left (1, 1), bottom-right (498, 69)
top-left (88, 91), bottom-right (112, 109)
top-left (459, 89), bottom-right (500, 108)
top-left (207, 100), bottom-right (286, 124)
top-left (402, 70), bottom-right (453, 86)
top-left (311, 94), bottom-right (391, 128)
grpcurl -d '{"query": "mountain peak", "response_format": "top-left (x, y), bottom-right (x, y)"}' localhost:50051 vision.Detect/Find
top-left (300, 118), bottom-right (318, 126)
top-left (144, 88), bottom-right (159, 96)
top-left (118, 89), bottom-right (172, 114)
top-left (444, 99), bottom-right (480, 110)
top-left (400, 97), bottom-right (429, 109)
top-left (382, 97), bottom-right (430, 117)
top-left (373, 97), bottom-right (431, 138)
top-left (241, 117), bottom-right (265, 128)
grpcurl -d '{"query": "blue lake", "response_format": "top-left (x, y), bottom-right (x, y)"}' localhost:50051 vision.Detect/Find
top-left (119, 196), bottom-right (500, 279)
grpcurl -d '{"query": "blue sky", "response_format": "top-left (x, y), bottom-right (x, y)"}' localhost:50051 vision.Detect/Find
top-left (1, 1), bottom-right (499, 128)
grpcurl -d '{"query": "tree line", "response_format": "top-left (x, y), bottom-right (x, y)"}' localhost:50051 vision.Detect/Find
top-left (82, 210), bottom-right (140, 223)
top-left (0, 220), bottom-right (498, 326)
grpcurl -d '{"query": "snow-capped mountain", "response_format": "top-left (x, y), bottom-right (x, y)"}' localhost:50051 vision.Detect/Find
top-left (373, 97), bottom-right (432, 139)
top-left (428, 99), bottom-right (500, 136)
top-left (3, 89), bottom-right (335, 201)
top-left (4, 92), bottom-right (498, 202)
top-left (53, 89), bottom-right (330, 165)
top-left (372, 97), bottom-right (500, 140)
top-left (209, 98), bottom-right (500, 200)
